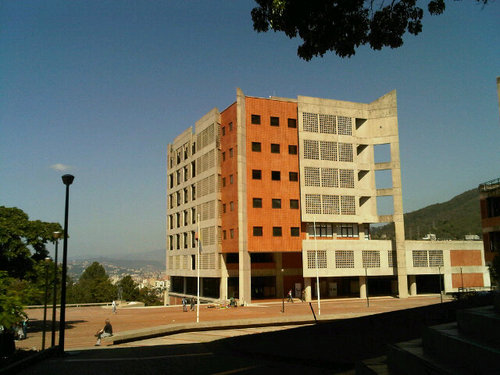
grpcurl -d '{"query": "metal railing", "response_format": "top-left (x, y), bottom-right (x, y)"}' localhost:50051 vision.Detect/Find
top-left (479, 177), bottom-right (500, 192)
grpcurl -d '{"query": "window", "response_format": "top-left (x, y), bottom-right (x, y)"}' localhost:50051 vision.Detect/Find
top-left (251, 114), bottom-right (261, 124)
top-left (271, 144), bottom-right (280, 153)
top-left (192, 231), bottom-right (196, 247)
top-left (191, 207), bottom-right (196, 223)
top-left (289, 172), bottom-right (298, 181)
top-left (229, 148), bottom-right (234, 158)
top-left (230, 201), bottom-right (234, 211)
top-left (176, 191), bottom-right (181, 206)
top-left (223, 203), bottom-right (226, 213)
top-left (253, 198), bottom-right (262, 208)
top-left (252, 170), bottom-right (262, 180)
top-left (229, 122), bottom-right (233, 131)
top-left (288, 118), bottom-right (297, 128)
top-left (273, 227), bottom-right (282, 237)
top-left (191, 185), bottom-right (196, 200)
top-left (222, 127), bottom-right (226, 136)
top-left (176, 213), bottom-right (180, 228)
top-left (272, 199), bottom-right (281, 209)
top-left (169, 174), bottom-right (174, 188)
top-left (230, 229), bottom-right (234, 239)
top-left (184, 210), bottom-right (188, 226)
top-left (251, 142), bottom-right (261, 152)
top-left (184, 188), bottom-right (188, 203)
top-left (169, 235), bottom-right (173, 250)
top-left (290, 199), bottom-right (299, 209)
top-left (288, 145), bottom-right (297, 155)
top-left (169, 215), bottom-right (173, 229)
top-left (192, 142), bottom-right (196, 155)
top-left (338, 223), bottom-right (359, 238)
top-left (222, 177), bottom-right (226, 187)
top-left (253, 226), bottom-right (263, 236)
top-left (222, 152), bottom-right (226, 161)
top-left (270, 116), bottom-right (279, 126)
top-left (184, 233), bottom-right (188, 248)
top-left (176, 234), bottom-right (180, 249)
top-left (230, 174), bottom-right (233, 184)
top-left (223, 230), bottom-right (227, 240)
top-left (291, 227), bottom-right (300, 237)
top-left (271, 171), bottom-right (281, 180)
top-left (308, 223), bottom-right (334, 237)
top-left (191, 161), bottom-right (196, 177)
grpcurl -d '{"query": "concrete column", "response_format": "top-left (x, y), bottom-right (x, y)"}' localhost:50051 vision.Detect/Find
top-left (275, 253), bottom-right (284, 298)
top-left (304, 277), bottom-right (312, 302)
top-left (219, 254), bottom-right (228, 301)
top-left (409, 275), bottom-right (417, 296)
top-left (239, 251), bottom-right (251, 305)
top-left (359, 276), bottom-right (367, 299)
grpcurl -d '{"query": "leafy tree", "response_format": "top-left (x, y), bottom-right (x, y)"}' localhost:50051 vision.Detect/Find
top-left (118, 275), bottom-right (139, 301)
top-left (251, 0), bottom-right (489, 60)
top-left (138, 287), bottom-right (162, 306)
top-left (0, 206), bottom-right (62, 279)
top-left (0, 272), bottom-right (25, 329)
top-left (71, 262), bottom-right (116, 303)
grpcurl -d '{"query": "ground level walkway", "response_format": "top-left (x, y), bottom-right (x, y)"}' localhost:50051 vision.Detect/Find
top-left (17, 295), bottom-right (446, 351)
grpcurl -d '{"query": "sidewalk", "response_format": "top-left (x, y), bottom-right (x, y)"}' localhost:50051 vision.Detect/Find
top-left (16, 295), bottom-right (447, 351)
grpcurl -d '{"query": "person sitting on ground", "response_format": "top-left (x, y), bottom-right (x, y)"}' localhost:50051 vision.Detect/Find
top-left (95, 319), bottom-right (113, 346)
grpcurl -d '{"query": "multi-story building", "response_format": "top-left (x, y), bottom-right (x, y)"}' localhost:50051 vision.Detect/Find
top-left (166, 88), bottom-right (490, 305)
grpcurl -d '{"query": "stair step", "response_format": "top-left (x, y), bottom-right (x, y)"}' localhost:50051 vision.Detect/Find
top-left (457, 306), bottom-right (500, 344)
top-left (355, 356), bottom-right (389, 375)
top-left (423, 323), bottom-right (500, 374)
top-left (387, 339), bottom-right (469, 375)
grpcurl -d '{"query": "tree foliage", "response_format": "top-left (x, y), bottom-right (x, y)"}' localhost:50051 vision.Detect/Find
top-left (68, 262), bottom-right (117, 303)
top-left (118, 275), bottom-right (140, 301)
top-left (251, 0), bottom-right (489, 60)
top-left (0, 206), bottom-right (62, 279)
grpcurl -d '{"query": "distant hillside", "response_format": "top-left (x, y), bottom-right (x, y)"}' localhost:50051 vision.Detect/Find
top-left (372, 188), bottom-right (481, 240)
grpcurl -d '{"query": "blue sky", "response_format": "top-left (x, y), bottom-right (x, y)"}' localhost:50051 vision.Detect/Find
top-left (1, 1), bottom-right (499, 258)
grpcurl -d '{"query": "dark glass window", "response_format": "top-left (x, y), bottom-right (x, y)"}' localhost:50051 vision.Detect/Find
top-left (271, 144), bottom-right (280, 153)
top-left (289, 172), bottom-right (298, 181)
top-left (288, 118), bottom-right (297, 128)
top-left (230, 174), bottom-right (233, 184)
top-left (229, 122), bottom-right (233, 131)
top-left (230, 229), bottom-right (234, 238)
top-left (252, 170), bottom-right (262, 179)
top-left (290, 199), bottom-right (299, 209)
top-left (271, 171), bottom-right (281, 180)
top-left (223, 230), bottom-right (227, 240)
top-left (272, 199), bottom-right (281, 209)
top-left (273, 227), bottom-right (282, 237)
top-left (252, 142), bottom-right (261, 152)
top-left (270, 116), bottom-right (279, 126)
top-left (253, 198), bottom-right (262, 208)
top-left (288, 145), bottom-right (297, 155)
top-left (222, 177), bottom-right (226, 187)
top-left (222, 152), bottom-right (226, 161)
top-left (230, 148), bottom-right (234, 157)
top-left (251, 115), bottom-right (261, 124)
top-left (222, 127), bottom-right (226, 136)
top-left (291, 227), bottom-right (300, 237)
top-left (253, 226), bottom-right (263, 236)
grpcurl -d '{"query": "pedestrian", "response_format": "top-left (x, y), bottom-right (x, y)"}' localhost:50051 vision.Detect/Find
top-left (95, 319), bottom-right (113, 346)
top-left (182, 297), bottom-right (187, 312)
top-left (301, 289), bottom-right (305, 302)
top-left (22, 317), bottom-right (28, 339)
top-left (190, 297), bottom-right (195, 311)
top-left (112, 300), bottom-right (117, 314)
top-left (287, 289), bottom-right (294, 303)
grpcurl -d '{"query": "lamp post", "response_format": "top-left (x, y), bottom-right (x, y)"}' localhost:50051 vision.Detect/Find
top-left (51, 231), bottom-right (61, 347)
top-left (58, 174), bottom-right (74, 356)
top-left (281, 268), bottom-right (285, 313)
top-left (365, 267), bottom-right (370, 307)
top-left (41, 257), bottom-right (51, 350)
top-left (438, 265), bottom-right (443, 303)
top-left (313, 217), bottom-right (321, 316)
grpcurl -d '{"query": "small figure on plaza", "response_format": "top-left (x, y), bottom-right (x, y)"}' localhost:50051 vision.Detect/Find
top-left (95, 319), bottom-right (113, 346)
top-left (182, 297), bottom-right (188, 312)
top-left (112, 300), bottom-right (117, 314)
top-left (287, 289), bottom-right (294, 303)
top-left (190, 297), bottom-right (195, 311)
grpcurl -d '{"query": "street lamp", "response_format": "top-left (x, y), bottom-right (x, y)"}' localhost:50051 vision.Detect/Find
top-left (42, 257), bottom-right (51, 350)
top-left (51, 231), bottom-right (61, 347)
top-left (58, 174), bottom-right (74, 356)
top-left (313, 217), bottom-right (321, 316)
top-left (281, 269), bottom-right (285, 313)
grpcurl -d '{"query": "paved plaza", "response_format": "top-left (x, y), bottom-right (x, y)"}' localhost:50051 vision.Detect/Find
top-left (18, 295), bottom-right (445, 351)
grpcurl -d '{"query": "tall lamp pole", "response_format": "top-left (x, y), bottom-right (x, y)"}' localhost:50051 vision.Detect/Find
top-left (41, 257), bottom-right (51, 350)
top-left (313, 217), bottom-right (321, 316)
top-left (58, 174), bottom-right (74, 356)
top-left (51, 231), bottom-right (61, 347)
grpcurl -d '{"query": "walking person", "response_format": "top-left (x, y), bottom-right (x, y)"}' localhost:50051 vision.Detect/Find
top-left (95, 319), bottom-right (113, 346)
top-left (112, 300), bottom-right (117, 314)
top-left (287, 289), bottom-right (294, 303)
top-left (190, 297), bottom-right (195, 311)
top-left (182, 297), bottom-right (187, 312)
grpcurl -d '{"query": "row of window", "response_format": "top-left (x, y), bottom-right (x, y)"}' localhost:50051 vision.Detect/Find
top-left (251, 142), bottom-right (297, 155)
top-left (305, 223), bottom-right (363, 238)
top-left (169, 231), bottom-right (197, 250)
top-left (221, 147), bottom-right (234, 161)
top-left (169, 142), bottom-right (196, 168)
top-left (250, 115), bottom-right (297, 128)
top-left (251, 170), bottom-right (298, 181)
top-left (169, 161), bottom-right (196, 189)
top-left (221, 122), bottom-right (233, 136)
top-left (252, 198), bottom-right (299, 209)
top-left (168, 185), bottom-right (196, 209)
top-left (169, 208), bottom-right (197, 229)
top-left (252, 226), bottom-right (300, 237)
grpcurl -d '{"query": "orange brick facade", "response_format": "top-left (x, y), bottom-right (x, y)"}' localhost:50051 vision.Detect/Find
top-left (449, 250), bottom-right (483, 267)
top-left (451, 273), bottom-right (484, 288)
